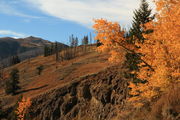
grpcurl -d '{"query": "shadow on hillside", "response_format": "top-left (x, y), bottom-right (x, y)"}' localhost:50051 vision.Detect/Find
top-left (16, 84), bottom-right (48, 94)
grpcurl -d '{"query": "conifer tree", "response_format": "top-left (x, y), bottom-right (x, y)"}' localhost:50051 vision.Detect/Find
top-left (5, 68), bottom-right (20, 95)
top-left (55, 42), bottom-right (59, 61)
top-left (129, 0), bottom-right (153, 43)
top-left (69, 34), bottom-right (74, 47)
top-left (96, 40), bottom-right (102, 47)
top-left (82, 36), bottom-right (89, 45)
top-left (44, 45), bottom-right (49, 57)
top-left (36, 65), bottom-right (44, 75)
top-left (74, 37), bottom-right (78, 47)
top-left (10, 55), bottom-right (21, 65)
top-left (126, 0), bottom-right (153, 83)
top-left (82, 35), bottom-right (89, 52)
top-left (50, 43), bottom-right (55, 55)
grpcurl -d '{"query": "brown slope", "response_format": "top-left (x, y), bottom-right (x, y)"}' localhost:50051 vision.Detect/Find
top-left (0, 47), bottom-right (111, 111)
top-left (28, 65), bottom-right (127, 120)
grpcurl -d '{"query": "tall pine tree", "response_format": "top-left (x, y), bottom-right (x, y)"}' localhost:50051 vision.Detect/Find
top-left (129, 0), bottom-right (153, 43)
top-left (126, 0), bottom-right (153, 83)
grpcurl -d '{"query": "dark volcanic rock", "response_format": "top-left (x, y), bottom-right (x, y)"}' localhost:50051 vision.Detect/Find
top-left (61, 97), bottom-right (78, 115)
top-left (28, 66), bottom-right (128, 120)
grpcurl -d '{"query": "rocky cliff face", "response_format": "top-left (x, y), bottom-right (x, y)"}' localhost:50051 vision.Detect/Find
top-left (29, 66), bottom-right (128, 120)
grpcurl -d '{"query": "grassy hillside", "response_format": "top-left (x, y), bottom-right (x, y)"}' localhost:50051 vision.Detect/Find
top-left (0, 46), bottom-right (111, 109)
top-left (0, 46), bottom-right (179, 120)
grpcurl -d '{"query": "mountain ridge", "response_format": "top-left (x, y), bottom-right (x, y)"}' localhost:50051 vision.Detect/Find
top-left (0, 36), bottom-right (68, 67)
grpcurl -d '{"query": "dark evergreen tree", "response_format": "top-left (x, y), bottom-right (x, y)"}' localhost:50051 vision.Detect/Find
top-left (129, 0), bottom-right (153, 43)
top-left (10, 55), bottom-right (21, 65)
top-left (36, 65), bottom-right (44, 75)
top-left (55, 42), bottom-right (59, 61)
top-left (5, 68), bottom-right (20, 95)
top-left (82, 35), bottom-right (89, 45)
top-left (126, 0), bottom-right (153, 83)
top-left (50, 43), bottom-right (55, 55)
top-left (96, 40), bottom-right (102, 47)
top-left (44, 45), bottom-right (49, 57)
top-left (74, 37), bottom-right (78, 57)
top-left (44, 44), bottom-right (57, 57)
top-left (74, 37), bottom-right (78, 47)
top-left (69, 34), bottom-right (73, 47)
top-left (81, 35), bottom-right (89, 52)
top-left (69, 35), bottom-right (78, 58)
top-left (69, 34), bottom-right (78, 47)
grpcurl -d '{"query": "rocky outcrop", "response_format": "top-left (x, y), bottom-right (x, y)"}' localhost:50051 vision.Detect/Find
top-left (29, 66), bottom-right (128, 120)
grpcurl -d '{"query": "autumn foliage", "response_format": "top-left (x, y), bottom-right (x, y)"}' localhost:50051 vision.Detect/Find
top-left (16, 97), bottom-right (31, 120)
top-left (128, 0), bottom-right (180, 105)
top-left (93, 19), bottom-right (131, 63)
top-left (93, 0), bottom-right (180, 107)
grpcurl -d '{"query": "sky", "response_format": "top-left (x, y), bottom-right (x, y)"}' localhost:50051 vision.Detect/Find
top-left (0, 0), bottom-right (155, 44)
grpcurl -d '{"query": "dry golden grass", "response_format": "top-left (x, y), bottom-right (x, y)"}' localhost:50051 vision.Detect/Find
top-left (149, 83), bottom-right (180, 120)
top-left (118, 83), bottom-right (180, 120)
top-left (0, 47), bottom-right (111, 108)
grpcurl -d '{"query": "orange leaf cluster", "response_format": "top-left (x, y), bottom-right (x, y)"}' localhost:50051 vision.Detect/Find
top-left (93, 19), bottom-right (127, 63)
top-left (16, 97), bottom-right (31, 120)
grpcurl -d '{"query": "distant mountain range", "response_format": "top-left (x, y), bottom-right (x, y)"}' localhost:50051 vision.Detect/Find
top-left (0, 36), bottom-right (68, 67)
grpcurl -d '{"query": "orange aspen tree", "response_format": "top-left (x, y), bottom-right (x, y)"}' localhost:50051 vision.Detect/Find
top-left (16, 97), bottom-right (31, 120)
top-left (93, 19), bottom-right (132, 63)
top-left (128, 0), bottom-right (180, 106)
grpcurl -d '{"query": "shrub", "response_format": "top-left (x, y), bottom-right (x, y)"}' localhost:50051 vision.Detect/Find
top-left (15, 97), bottom-right (31, 120)
top-left (36, 65), bottom-right (44, 75)
top-left (149, 84), bottom-right (180, 120)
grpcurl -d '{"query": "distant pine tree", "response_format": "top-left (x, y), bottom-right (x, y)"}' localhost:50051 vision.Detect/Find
top-left (36, 65), bottom-right (44, 75)
top-left (82, 36), bottom-right (89, 45)
top-left (50, 43), bottom-right (55, 55)
top-left (55, 42), bottom-right (59, 61)
top-left (69, 34), bottom-right (78, 47)
top-left (74, 37), bottom-right (78, 47)
top-left (10, 55), bottom-right (21, 65)
top-left (44, 45), bottom-right (49, 57)
top-left (5, 68), bottom-right (20, 95)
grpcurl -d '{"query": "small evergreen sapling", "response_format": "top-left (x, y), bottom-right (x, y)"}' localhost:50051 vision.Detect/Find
top-left (36, 65), bottom-right (44, 75)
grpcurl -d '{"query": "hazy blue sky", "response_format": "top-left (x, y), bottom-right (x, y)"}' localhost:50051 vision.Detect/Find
top-left (0, 0), bottom-right (155, 44)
